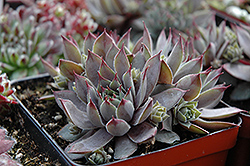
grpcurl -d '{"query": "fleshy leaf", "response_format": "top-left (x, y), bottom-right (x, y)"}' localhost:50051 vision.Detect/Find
top-left (93, 30), bottom-right (114, 58)
top-left (180, 122), bottom-right (209, 134)
top-left (58, 124), bottom-right (87, 142)
top-left (62, 35), bottom-right (82, 63)
top-left (158, 60), bottom-right (173, 84)
top-left (235, 25), bottom-right (250, 58)
top-left (105, 43), bottom-right (120, 70)
top-left (87, 99), bottom-right (104, 127)
top-left (114, 135), bottom-right (137, 160)
top-left (116, 98), bottom-right (134, 122)
top-left (193, 118), bottom-right (237, 131)
top-left (122, 67), bottom-right (135, 96)
top-left (155, 130), bottom-right (180, 144)
top-left (152, 88), bottom-right (186, 111)
top-left (99, 58), bottom-right (115, 81)
top-left (86, 50), bottom-right (102, 86)
top-left (176, 73), bottom-right (201, 101)
top-left (100, 97), bottom-right (116, 121)
top-left (69, 128), bottom-right (113, 154)
top-left (117, 28), bottom-right (131, 49)
top-left (223, 63), bottom-right (250, 82)
top-left (196, 85), bottom-right (228, 108)
top-left (173, 56), bottom-right (203, 83)
top-left (143, 22), bottom-right (153, 53)
top-left (114, 45), bottom-right (130, 81)
top-left (41, 58), bottom-right (59, 77)
top-left (167, 36), bottom-right (183, 76)
top-left (106, 117), bottom-right (131, 136)
top-left (59, 59), bottom-right (84, 81)
top-left (128, 122), bottom-right (157, 143)
top-left (83, 31), bottom-right (97, 55)
top-left (200, 107), bottom-right (244, 119)
top-left (60, 99), bottom-right (96, 129)
top-left (0, 140), bottom-right (14, 154)
top-left (130, 97), bottom-right (153, 125)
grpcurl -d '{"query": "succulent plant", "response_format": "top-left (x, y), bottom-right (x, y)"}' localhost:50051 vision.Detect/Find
top-left (44, 23), bottom-right (243, 163)
top-left (192, 15), bottom-right (243, 69)
top-left (0, 71), bottom-right (17, 116)
top-left (0, 128), bottom-right (21, 166)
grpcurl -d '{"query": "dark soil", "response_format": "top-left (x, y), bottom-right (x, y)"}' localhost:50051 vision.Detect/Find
top-left (9, 75), bottom-right (238, 165)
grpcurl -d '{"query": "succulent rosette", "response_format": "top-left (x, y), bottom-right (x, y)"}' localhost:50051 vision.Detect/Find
top-left (52, 24), bottom-right (188, 159)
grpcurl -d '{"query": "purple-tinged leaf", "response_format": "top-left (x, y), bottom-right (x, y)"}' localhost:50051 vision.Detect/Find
top-left (99, 59), bottom-right (115, 81)
top-left (74, 73), bottom-right (93, 104)
top-left (0, 129), bottom-right (5, 140)
top-left (167, 36), bottom-right (184, 76)
top-left (132, 37), bottom-right (143, 54)
top-left (173, 55), bottom-right (203, 83)
top-left (223, 63), bottom-right (250, 82)
top-left (142, 52), bottom-right (161, 100)
top-left (117, 28), bottom-right (131, 49)
top-left (176, 73), bottom-right (201, 101)
top-left (152, 88), bottom-right (186, 111)
top-left (196, 85), bottom-right (229, 108)
top-left (155, 28), bottom-right (172, 55)
top-left (54, 90), bottom-right (86, 112)
top-left (93, 30), bottom-right (114, 58)
top-left (86, 82), bottom-right (100, 107)
top-left (193, 33), bottom-right (206, 55)
top-left (106, 44), bottom-right (120, 70)
top-left (155, 130), bottom-right (180, 144)
top-left (235, 25), bottom-right (250, 58)
top-left (41, 58), bottom-right (58, 77)
top-left (180, 122), bottom-right (209, 134)
top-left (202, 68), bottom-right (222, 92)
top-left (83, 31), bottom-right (97, 55)
top-left (114, 135), bottom-right (137, 159)
top-left (86, 50), bottom-right (102, 86)
top-left (100, 97), bottom-right (116, 121)
top-left (116, 98), bottom-right (134, 122)
top-left (60, 99), bottom-right (96, 129)
top-left (132, 48), bottom-right (147, 70)
top-left (193, 118), bottom-right (237, 130)
top-left (128, 122), bottom-right (157, 143)
top-left (122, 67), bottom-right (135, 96)
top-left (142, 22), bottom-right (153, 53)
top-left (200, 107), bottom-right (244, 119)
top-left (98, 71), bottom-right (111, 90)
top-left (131, 97), bottom-right (153, 125)
top-left (106, 117), bottom-right (131, 136)
top-left (142, 43), bottom-right (152, 61)
top-left (202, 43), bottom-right (216, 67)
top-left (59, 59), bottom-right (84, 81)
top-left (114, 45), bottom-right (130, 81)
top-left (135, 67), bottom-right (147, 109)
top-left (87, 99), bottom-right (104, 127)
top-left (0, 140), bottom-right (14, 154)
top-left (58, 124), bottom-right (88, 142)
top-left (158, 60), bottom-right (173, 84)
top-left (110, 73), bottom-right (121, 90)
top-left (62, 35), bottom-right (81, 63)
top-left (69, 128), bottom-right (113, 154)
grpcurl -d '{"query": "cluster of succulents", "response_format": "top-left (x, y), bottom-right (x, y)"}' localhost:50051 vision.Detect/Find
top-left (42, 23), bottom-right (243, 163)
top-left (0, 128), bottom-right (21, 166)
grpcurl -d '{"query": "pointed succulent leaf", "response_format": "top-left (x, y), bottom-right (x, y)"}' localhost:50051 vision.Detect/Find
top-left (155, 130), bottom-right (180, 144)
top-left (158, 60), bottom-right (173, 84)
top-left (0, 140), bottom-right (14, 154)
top-left (62, 35), bottom-right (81, 63)
top-left (167, 36), bottom-right (184, 76)
top-left (69, 128), bottom-right (113, 154)
top-left (114, 45), bottom-right (130, 81)
top-left (60, 99), bottom-right (96, 129)
top-left (135, 67), bottom-right (147, 109)
top-left (142, 51), bottom-right (161, 100)
top-left (128, 122), bottom-right (157, 143)
top-left (100, 98), bottom-right (116, 121)
top-left (155, 28), bottom-right (172, 56)
top-left (131, 97), bottom-right (153, 125)
top-left (132, 49), bottom-right (147, 71)
top-left (180, 122), bottom-right (209, 134)
top-left (122, 67), bottom-right (135, 96)
top-left (202, 43), bottom-right (216, 67)
top-left (87, 99), bottom-right (104, 127)
top-left (235, 25), bottom-right (250, 58)
top-left (54, 90), bottom-right (86, 112)
top-left (98, 71), bottom-right (111, 90)
top-left (117, 28), bottom-right (131, 49)
top-left (105, 43), bottom-right (120, 70)
top-left (132, 37), bottom-right (143, 54)
top-left (59, 59), bottom-right (84, 81)
top-left (200, 107), bottom-right (244, 119)
top-left (93, 30), bottom-right (114, 58)
top-left (196, 85), bottom-right (228, 108)
top-left (152, 88), bottom-right (187, 111)
top-left (41, 58), bottom-right (59, 77)
top-left (86, 50), bottom-right (102, 86)
top-left (142, 22), bottom-right (153, 54)
top-left (193, 118), bottom-right (237, 130)
top-left (114, 135), bottom-right (137, 160)
top-left (58, 124), bottom-right (87, 142)
top-left (176, 73), bottom-right (201, 101)
top-left (223, 63), bottom-right (250, 82)
top-left (106, 117), bottom-right (131, 136)
top-left (116, 98), bottom-right (134, 122)
top-left (173, 56), bottom-right (203, 83)
top-left (83, 31), bottom-right (97, 55)
top-left (99, 59), bottom-right (115, 81)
